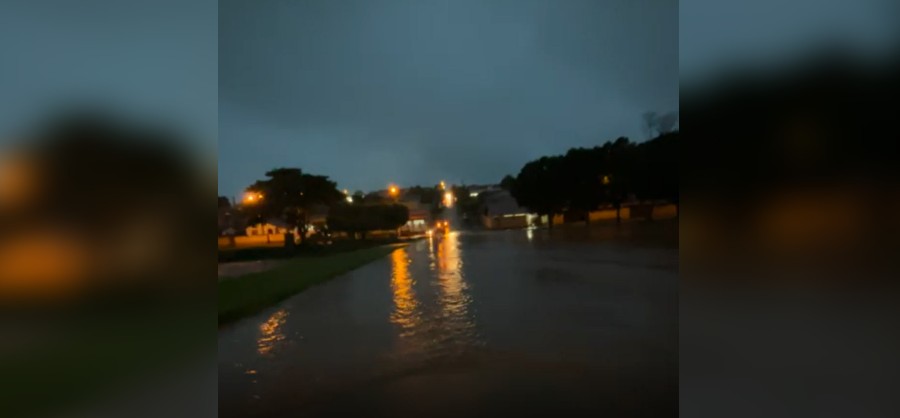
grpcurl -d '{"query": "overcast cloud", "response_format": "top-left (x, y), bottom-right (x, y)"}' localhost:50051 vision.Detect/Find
top-left (219, 0), bottom-right (678, 195)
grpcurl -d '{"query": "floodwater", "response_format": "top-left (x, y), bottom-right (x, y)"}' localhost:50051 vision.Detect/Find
top-left (218, 223), bottom-right (678, 417)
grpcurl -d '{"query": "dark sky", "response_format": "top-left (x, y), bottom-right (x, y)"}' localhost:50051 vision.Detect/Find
top-left (680, 0), bottom-right (899, 84)
top-left (2, 1), bottom-right (894, 198)
top-left (219, 0), bottom-right (678, 196)
top-left (0, 0), bottom-right (217, 150)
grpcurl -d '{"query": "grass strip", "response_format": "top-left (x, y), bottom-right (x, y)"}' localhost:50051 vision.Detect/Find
top-left (218, 244), bottom-right (404, 324)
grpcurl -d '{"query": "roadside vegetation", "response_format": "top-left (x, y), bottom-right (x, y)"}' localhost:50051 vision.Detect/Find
top-left (218, 244), bottom-right (404, 324)
top-left (505, 132), bottom-right (679, 225)
top-left (218, 237), bottom-right (401, 263)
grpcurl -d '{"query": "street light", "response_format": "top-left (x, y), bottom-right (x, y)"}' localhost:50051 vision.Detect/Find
top-left (243, 192), bottom-right (263, 204)
top-left (388, 185), bottom-right (399, 197)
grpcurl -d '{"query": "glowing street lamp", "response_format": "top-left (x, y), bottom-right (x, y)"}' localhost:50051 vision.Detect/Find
top-left (388, 185), bottom-right (399, 197)
top-left (243, 192), bottom-right (263, 204)
top-left (443, 191), bottom-right (454, 207)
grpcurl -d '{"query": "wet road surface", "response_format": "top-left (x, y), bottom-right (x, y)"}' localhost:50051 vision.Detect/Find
top-left (219, 224), bottom-right (678, 417)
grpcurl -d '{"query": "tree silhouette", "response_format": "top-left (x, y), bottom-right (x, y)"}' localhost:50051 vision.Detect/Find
top-left (510, 132), bottom-right (678, 225)
top-left (500, 175), bottom-right (516, 191)
top-left (327, 203), bottom-right (409, 239)
top-left (511, 156), bottom-right (567, 227)
top-left (245, 168), bottom-right (343, 247)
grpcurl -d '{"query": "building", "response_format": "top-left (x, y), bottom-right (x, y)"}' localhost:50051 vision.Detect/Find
top-left (398, 197), bottom-right (431, 235)
top-left (467, 184), bottom-right (500, 199)
top-left (480, 190), bottom-right (536, 229)
top-left (245, 218), bottom-right (294, 236)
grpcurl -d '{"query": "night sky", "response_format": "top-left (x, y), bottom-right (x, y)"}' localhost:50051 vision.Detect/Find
top-left (2, 1), bottom-right (894, 198)
top-left (0, 0), bottom-right (218, 150)
top-left (219, 0), bottom-right (678, 196)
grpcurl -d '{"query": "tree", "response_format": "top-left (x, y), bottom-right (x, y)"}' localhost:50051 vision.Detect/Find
top-left (511, 156), bottom-right (567, 227)
top-left (380, 204), bottom-right (410, 232)
top-left (245, 168), bottom-right (343, 247)
top-left (509, 133), bottom-right (678, 226)
top-left (327, 203), bottom-right (409, 239)
top-left (418, 187), bottom-right (437, 205)
top-left (561, 147), bottom-right (604, 224)
top-left (632, 131), bottom-right (679, 208)
top-left (603, 137), bottom-right (637, 223)
top-left (499, 175), bottom-right (516, 191)
top-left (326, 204), bottom-right (366, 239)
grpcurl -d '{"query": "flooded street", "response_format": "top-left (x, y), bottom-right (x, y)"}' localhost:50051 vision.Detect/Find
top-left (219, 223), bottom-right (678, 417)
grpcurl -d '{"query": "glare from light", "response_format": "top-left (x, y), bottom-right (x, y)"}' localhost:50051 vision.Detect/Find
top-left (243, 192), bottom-right (262, 204)
top-left (443, 192), bottom-right (454, 207)
top-left (346, 196), bottom-right (353, 203)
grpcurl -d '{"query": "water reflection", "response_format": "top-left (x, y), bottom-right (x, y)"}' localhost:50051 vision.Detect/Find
top-left (389, 248), bottom-right (421, 337)
top-left (389, 234), bottom-right (480, 360)
top-left (257, 309), bottom-right (288, 356)
top-left (433, 232), bottom-right (479, 354)
top-left (436, 232), bottom-right (471, 322)
top-left (427, 235), bottom-right (436, 270)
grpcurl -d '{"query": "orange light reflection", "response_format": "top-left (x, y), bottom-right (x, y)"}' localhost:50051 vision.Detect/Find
top-left (389, 248), bottom-right (420, 336)
top-left (257, 309), bottom-right (288, 356)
